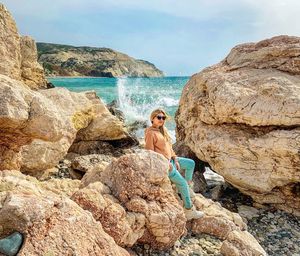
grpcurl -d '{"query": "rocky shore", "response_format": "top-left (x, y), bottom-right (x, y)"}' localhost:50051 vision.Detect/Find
top-left (1, 2), bottom-right (300, 256)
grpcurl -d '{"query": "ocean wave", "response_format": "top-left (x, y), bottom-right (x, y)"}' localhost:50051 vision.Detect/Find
top-left (157, 97), bottom-right (179, 107)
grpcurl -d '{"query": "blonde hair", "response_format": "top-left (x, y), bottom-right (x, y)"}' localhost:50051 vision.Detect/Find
top-left (150, 108), bottom-right (172, 144)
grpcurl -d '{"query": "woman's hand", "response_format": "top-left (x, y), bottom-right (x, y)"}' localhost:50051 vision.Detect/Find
top-left (175, 161), bottom-right (180, 171)
top-left (169, 163), bottom-right (173, 172)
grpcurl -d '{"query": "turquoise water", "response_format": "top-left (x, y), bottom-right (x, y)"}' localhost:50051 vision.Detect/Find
top-left (49, 77), bottom-right (189, 139)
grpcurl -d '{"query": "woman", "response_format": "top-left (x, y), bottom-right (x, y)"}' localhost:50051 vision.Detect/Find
top-left (144, 108), bottom-right (204, 220)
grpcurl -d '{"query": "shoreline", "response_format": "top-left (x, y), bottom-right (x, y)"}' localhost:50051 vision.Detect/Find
top-left (47, 75), bottom-right (190, 79)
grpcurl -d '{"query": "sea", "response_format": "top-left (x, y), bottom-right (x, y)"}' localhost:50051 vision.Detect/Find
top-left (49, 77), bottom-right (190, 141)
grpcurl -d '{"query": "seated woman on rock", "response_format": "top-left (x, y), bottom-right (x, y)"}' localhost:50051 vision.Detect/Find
top-left (144, 108), bottom-right (204, 220)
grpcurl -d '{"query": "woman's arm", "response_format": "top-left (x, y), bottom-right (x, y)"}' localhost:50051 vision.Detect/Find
top-left (145, 131), bottom-right (155, 151)
top-left (170, 146), bottom-right (177, 161)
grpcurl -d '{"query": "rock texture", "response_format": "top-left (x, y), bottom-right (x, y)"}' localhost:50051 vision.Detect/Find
top-left (176, 35), bottom-right (300, 215)
top-left (76, 150), bottom-right (265, 255)
top-left (20, 36), bottom-right (47, 89)
top-left (37, 42), bottom-right (164, 77)
top-left (78, 150), bottom-right (187, 250)
top-left (0, 77), bottom-right (129, 172)
top-left (0, 153), bottom-right (265, 254)
top-left (191, 195), bottom-right (266, 256)
top-left (0, 170), bottom-right (129, 256)
top-left (0, 4), bottom-right (47, 89)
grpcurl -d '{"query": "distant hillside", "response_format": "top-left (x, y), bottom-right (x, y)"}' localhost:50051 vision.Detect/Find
top-left (37, 42), bottom-right (164, 78)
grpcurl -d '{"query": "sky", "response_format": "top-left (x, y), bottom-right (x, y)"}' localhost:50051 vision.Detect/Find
top-left (2, 0), bottom-right (300, 76)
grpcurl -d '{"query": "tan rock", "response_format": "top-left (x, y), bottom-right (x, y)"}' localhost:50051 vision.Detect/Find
top-left (0, 4), bottom-right (21, 81)
top-left (69, 91), bottom-right (133, 156)
top-left (0, 4), bottom-right (47, 89)
top-left (0, 188), bottom-right (128, 255)
top-left (191, 195), bottom-right (246, 239)
top-left (20, 36), bottom-right (47, 89)
top-left (72, 182), bottom-right (146, 247)
top-left (176, 35), bottom-right (300, 215)
top-left (40, 178), bottom-right (81, 197)
top-left (98, 150), bottom-right (186, 249)
top-left (190, 194), bottom-right (266, 255)
top-left (75, 103), bottom-right (129, 141)
top-left (0, 170), bottom-right (129, 255)
top-left (0, 76), bottom-right (129, 173)
top-left (221, 230), bottom-right (267, 256)
top-left (80, 160), bottom-right (112, 188)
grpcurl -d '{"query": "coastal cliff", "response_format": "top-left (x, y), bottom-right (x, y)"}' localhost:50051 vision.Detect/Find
top-left (37, 42), bottom-right (164, 78)
top-left (0, 5), bottom-right (47, 89)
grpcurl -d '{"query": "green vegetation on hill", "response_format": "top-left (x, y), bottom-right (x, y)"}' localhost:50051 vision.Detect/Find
top-left (36, 42), bottom-right (164, 78)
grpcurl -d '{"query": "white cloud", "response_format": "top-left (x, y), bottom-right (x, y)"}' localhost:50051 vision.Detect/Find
top-left (4, 0), bottom-right (300, 36)
top-left (244, 0), bottom-right (300, 36)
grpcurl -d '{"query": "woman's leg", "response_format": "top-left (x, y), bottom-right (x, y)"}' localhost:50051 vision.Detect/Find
top-left (177, 157), bottom-right (195, 183)
top-left (168, 161), bottom-right (192, 209)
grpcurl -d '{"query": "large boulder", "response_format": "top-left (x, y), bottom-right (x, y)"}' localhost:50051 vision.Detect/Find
top-left (0, 75), bottom-right (129, 172)
top-left (78, 150), bottom-right (187, 250)
top-left (176, 35), bottom-right (300, 215)
top-left (0, 170), bottom-right (129, 255)
top-left (191, 195), bottom-right (266, 256)
top-left (0, 4), bottom-right (47, 89)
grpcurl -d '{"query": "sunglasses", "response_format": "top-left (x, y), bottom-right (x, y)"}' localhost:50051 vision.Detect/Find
top-left (156, 115), bottom-right (166, 120)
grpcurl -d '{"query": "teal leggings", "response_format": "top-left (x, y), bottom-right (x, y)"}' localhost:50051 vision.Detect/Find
top-left (168, 157), bottom-right (195, 209)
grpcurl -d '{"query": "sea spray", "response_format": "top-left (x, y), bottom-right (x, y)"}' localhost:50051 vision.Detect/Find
top-left (49, 76), bottom-right (189, 141)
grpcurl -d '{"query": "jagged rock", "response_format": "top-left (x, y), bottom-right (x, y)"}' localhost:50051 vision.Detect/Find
top-left (68, 140), bottom-right (116, 155)
top-left (37, 42), bottom-right (164, 78)
top-left (39, 178), bottom-right (81, 197)
top-left (127, 120), bottom-right (148, 133)
top-left (70, 154), bottom-right (113, 173)
top-left (0, 76), bottom-right (129, 172)
top-left (191, 195), bottom-right (266, 255)
top-left (80, 158), bottom-right (113, 188)
top-left (176, 35), bottom-right (300, 215)
top-left (87, 150), bottom-right (187, 250)
top-left (79, 150), bottom-right (264, 253)
top-left (221, 230), bottom-right (266, 256)
top-left (72, 182), bottom-right (146, 247)
top-left (191, 195), bottom-right (246, 239)
top-left (20, 36), bottom-right (47, 89)
top-left (75, 96), bottom-right (128, 142)
top-left (0, 4), bottom-right (47, 89)
top-left (107, 100), bottom-right (126, 122)
top-left (0, 4), bottom-right (21, 82)
top-left (0, 171), bottom-right (129, 256)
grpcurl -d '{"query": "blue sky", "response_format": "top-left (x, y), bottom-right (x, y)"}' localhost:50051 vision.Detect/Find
top-left (2, 0), bottom-right (300, 76)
